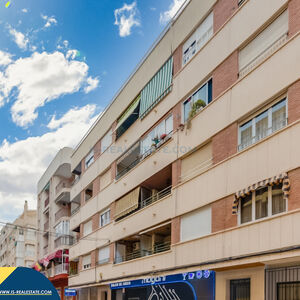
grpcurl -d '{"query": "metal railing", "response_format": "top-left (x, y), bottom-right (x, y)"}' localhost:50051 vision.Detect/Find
top-left (54, 235), bottom-right (74, 248)
top-left (116, 155), bottom-right (141, 180)
top-left (114, 241), bottom-right (171, 264)
top-left (55, 208), bottom-right (70, 223)
top-left (55, 181), bottom-right (71, 195)
top-left (54, 263), bottom-right (69, 275)
top-left (71, 205), bottom-right (80, 216)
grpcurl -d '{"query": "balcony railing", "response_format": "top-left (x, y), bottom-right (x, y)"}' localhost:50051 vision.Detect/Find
top-left (54, 263), bottom-right (69, 276)
top-left (54, 235), bottom-right (74, 248)
top-left (71, 205), bottom-right (80, 216)
top-left (55, 181), bottom-right (71, 195)
top-left (55, 208), bottom-right (70, 223)
top-left (114, 241), bottom-right (171, 264)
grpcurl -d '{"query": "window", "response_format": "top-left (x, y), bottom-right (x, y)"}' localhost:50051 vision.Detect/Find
top-left (100, 209), bottom-right (110, 227)
top-left (98, 246), bottom-right (110, 265)
top-left (239, 10), bottom-right (288, 77)
top-left (55, 220), bottom-right (70, 237)
top-left (183, 12), bottom-right (213, 66)
top-left (101, 129), bottom-right (112, 154)
top-left (238, 98), bottom-right (287, 150)
top-left (181, 206), bottom-right (211, 242)
top-left (183, 79), bottom-right (212, 122)
top-left (230, 278), bottom-right (250, 300)
top-left (26, 228), bottom-right (35, 240)
top-left (82, 254), bottom-right (91, 270)
top-left (83, 220), bottom-right (92, 236)
top-left (84, 184), bottom-right (93, 202)
top-left (278, 282), bottom-right (300, 300)
top-left (140, 115), bottom-right (173, 156)
top-left (240, 183), bottom-right (286, 224)
top-left (19, 229), bottom-right (24, 235)
top-left (85, 150), bottom-right (94, 169)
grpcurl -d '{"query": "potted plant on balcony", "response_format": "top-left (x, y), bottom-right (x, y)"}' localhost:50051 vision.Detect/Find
top-left (187, 99), bottom-right (206, 129)
top-left (160, 133), bottom-right (167, 140)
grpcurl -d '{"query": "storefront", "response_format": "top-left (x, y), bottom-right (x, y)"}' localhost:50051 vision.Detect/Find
top-left (110, 269), bottom-right (215, 300)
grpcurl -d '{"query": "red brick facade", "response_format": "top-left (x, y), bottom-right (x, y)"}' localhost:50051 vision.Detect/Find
top-left (80, 191), bottom-right (85, 206)
top-left (172, 160), bottom-right (182, 186)
top-left (94, 140), bottom-right (101, 160)
top-left (289, 0), bottom-right (300, 37)
top-left (212, 122), bottom-right (238, 164)
top-left (213, 0), bottom-right (238, 33)
top-left (109, 243), bottom-right (115, 263)
top-left (288, 168), bottom-right (300, 211)
top-left (172, 102), bottom-right (182, 131)
top-left (173, 45), bottom-right (183, 76)
top-left (171, 217), bottom-right (181, 244)
top-left (211, 195), bottom-right (237, 232)
top-left (91, 250), bottom-right (97, 268)
top-left (92, 177), bottom-right (100, 196)
top-left (111, 162), bottom-right (116, 181)
top-left (92, 213), bottom-right (99, 231)
top-left (212, 51), bottom-right (238, 99)
top-left (288, 80), bottom-right (300, 124)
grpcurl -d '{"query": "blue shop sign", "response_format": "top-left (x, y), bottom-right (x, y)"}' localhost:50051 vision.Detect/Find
top-left (65, 288), bottom-right (77, 296)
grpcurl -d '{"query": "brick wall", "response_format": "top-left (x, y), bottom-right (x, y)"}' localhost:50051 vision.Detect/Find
top-left (91, 250), bottom-right (96, 268)
top-left (112, 121), bottom-right (117, 143)
top-left (172, 102), bottom-right (182, 131)
top-left (212, 51), bottom-right (238, 99)
top-left (94, 140), bottom-right (101, 160)
top-left (92, 213), bottom-right (99, 231)
top-left (172, 160), bottom-right (182, 186)
top-left (288, 80), bottom-right (300, 124)
top-left (109, 243), bottom-right (115, 263)
top-left (212, 123), bottom-right (238, 164)
top-left (214, 0), bottom-right (238, 33)
top-left (78, 256), bottom-right (82, 271)
top-left (93, 177), bottom-right (100, 196)
top-left (173, 45), bottom-right (183, 76)
top-left (111, 162), bottom-right (116, 181)
top-left (81, 159), bottom-right (85, 174)
top-left (171, 217), bottom-right (181, 244)
top-left (289, 0), bottom-right (300, 37)
top-left (288, 168), bottom-right (300, 211)
top-left (79, 223), bottom-right (84, 239)
top-left (110, 202), bottom-right (116, 220)
top-left (80, 191), bottom-right (85, 206)
top-left (211, 195), bottom-right (237, 232)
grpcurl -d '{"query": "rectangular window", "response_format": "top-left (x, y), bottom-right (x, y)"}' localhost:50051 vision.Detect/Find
top-left (55, 220), bottom-right (70, 237)
top-left (183, 12), bottom-right (213, 66)
top-left (140, 115), bottom-right (173, 156)
top-left (82, 254), bottom-right (91, 270)
top-left (239, 10), bottom-right (288, 76)
top-left (183, 79), bottom-right (212, 122)
top-left (98, 246), bottom-right (110, 265)
top-left (278, 282), bottom-right (300, 300)
top-left (241, 194), bottom-right (252, 224)
top-left (83, 220), bottom-right (92, 236)
top-left (100, 209), bottom-right (110, 227)
top-left (230, 278), bottom-right (250, 300)
top-left (101, 129), bottom-right (112, 154)
top-left (238, 98), bottom-right (287, 150)
top-left (85, 150), bottom-right (94, 169)
top-left (240, 183), bottom-right (286, 224)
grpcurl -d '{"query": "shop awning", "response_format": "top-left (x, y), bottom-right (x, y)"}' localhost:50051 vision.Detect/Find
top-left (232, 173), bottom-right (290, 214)
top-left (139, 57), bottom-right (173, 119)
top-left (115, 187), bottom-right (140, 219)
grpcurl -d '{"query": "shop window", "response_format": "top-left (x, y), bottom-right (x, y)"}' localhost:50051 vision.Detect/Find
top-left (230, 278), bottom-right (250, 300)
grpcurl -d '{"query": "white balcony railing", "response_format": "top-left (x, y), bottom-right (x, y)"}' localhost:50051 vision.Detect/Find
top-left (54, 263), bottom-right (69, 276)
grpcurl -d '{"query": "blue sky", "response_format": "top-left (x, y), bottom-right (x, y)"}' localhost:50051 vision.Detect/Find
top-left (0, 0), bottom-right (185, 222)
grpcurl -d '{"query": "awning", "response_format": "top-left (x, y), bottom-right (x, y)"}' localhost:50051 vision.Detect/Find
top-left (116, 95), bottom-right (140, 131)
top-left (232, 173), bottom-right (290, 214)
top-left (139, 57), bottom-right (173, 119)
top-left (115, 187), bottom-right (140, 219)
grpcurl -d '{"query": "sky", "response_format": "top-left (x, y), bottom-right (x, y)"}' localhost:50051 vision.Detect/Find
top-left (0, 0), bottom-right (186, 223)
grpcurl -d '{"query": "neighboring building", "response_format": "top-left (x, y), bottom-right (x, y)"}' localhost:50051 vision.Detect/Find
top-left (35, 147), bottom-right (75, 300)
top-left (0, 201), bottom-right (37, 268)
top-left (64, 0), bottom-right (300, 299)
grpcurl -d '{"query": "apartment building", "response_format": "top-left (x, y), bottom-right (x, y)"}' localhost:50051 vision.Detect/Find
top-left (0, 201), bottom-right (37, 268)
top-left (67, 0), bottom-right (300, 299)
top-left (35, 147), bottom-right (76, 300)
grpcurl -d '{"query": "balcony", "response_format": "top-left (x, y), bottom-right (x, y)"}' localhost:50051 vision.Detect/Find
top-left (55, 180), bottom-right (71, 204)
top-left (55, 207), bottom-right (70, 223)
top-left (54, 235), bottom-right (74, 248)
top-left (44, 221), bottom-right (49, 231)
top-left (44, 197), bottom-right (49, 208)
top-left (54, 263), bottom-right (69, 276)
top-left (114, 222), bottom-right (171, 264)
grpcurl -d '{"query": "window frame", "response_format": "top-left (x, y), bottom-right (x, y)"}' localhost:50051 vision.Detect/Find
top-left (83, 219), bottom-right (92, 237)
top-left (238, 184), bottom-right (287, 225)
top-left (101, 128), bottom-right (113, 154)
top-left (82, 254), bottom-right (92, 270)
top-left (238, 97), bottom-right (288, 151)
top-left (99, 209), bottom-right (111, 227)
top-left (230, 278), bottom-right (250, 300)
top-left (98, 246), bottom-right (110, 265)
top-left (85, 149), bottom-right (94, 169)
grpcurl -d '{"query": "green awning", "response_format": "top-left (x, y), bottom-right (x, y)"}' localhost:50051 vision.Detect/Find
top-left (139, 57), bottom-right (173, 119)
top-left (116, 95), bottom-right (141, 130)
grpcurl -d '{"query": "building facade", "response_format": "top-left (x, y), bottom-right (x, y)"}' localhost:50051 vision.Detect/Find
top-left (67, 0), bottom-right (300, 299)
top-left (0, 201), bottom-right (37, 268)
top-left (36, 147), bottom-right (76, 300)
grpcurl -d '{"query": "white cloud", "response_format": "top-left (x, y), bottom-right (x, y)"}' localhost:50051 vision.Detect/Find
top-left (114, 1), bottom-right (140, 37)
top-left (0, 51), bottom-right (12, 66)
top-left (41, 14), bottom-right (57, 28)
top-left (0, 51), bottom-right (98, 127)
top-left (84, 76), bottom-right (99, 93)
top-left (0, 104), bottom-right (98, 223)
top-left (9, 27), bottom-right (29, 50)
top-left (66, 49), bottom-right (78, 60)
top-left (22, 8), bottom-right (28, 13)
top-left (160, 0), bottom-right (185, 24)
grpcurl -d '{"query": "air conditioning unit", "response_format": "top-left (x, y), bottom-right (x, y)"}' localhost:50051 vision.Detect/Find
top-left (132, 242), bottom-right (140, 251)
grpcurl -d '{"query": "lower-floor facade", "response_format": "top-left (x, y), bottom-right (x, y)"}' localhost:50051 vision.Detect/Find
top-left (68, 250), bottom-right (300, 300)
